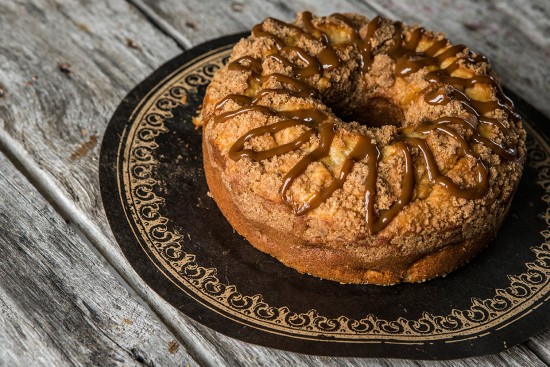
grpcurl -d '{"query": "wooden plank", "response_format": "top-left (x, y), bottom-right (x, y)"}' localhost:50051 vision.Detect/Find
top-left (527, 330), bottom-right (550, 366)
top-left (0, 152), bottom-right (196, 366)
top-left (0, 1), bottom-right (547, 366)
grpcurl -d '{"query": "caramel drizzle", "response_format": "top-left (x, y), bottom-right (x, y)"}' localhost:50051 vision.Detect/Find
top-left (211, 12), bottom-right (520, 234)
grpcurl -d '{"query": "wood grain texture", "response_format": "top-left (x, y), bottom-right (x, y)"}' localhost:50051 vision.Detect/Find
top-left (0, 0), bottom-right (548, 366)
top-left (527, 330), bottom-right (550, 366)
top-left (0, 152), bottom-right (195, 366)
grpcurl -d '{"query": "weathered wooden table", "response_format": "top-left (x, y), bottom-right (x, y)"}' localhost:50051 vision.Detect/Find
top-left (1, 1), bottom-right (549, 365)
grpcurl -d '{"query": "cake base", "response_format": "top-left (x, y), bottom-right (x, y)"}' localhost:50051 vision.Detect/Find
top-left (203, 136), bottom-right (497, 285)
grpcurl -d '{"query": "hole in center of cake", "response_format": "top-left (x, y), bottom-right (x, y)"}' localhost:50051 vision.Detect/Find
top-left (339, 97), bottom-right (404, 128)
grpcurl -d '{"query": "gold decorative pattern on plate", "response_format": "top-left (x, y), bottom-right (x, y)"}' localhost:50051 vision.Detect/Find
top-left (119, 44), bottom-right (550, 343)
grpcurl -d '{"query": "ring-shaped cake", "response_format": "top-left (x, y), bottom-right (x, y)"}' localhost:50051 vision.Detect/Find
top-left (200, 12), bottom-right (526, 284)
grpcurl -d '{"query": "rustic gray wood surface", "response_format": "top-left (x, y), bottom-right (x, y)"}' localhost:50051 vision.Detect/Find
top-left (0, 152), bottom-right (196, 366)
top-left (0, 0), bottom-right (548, 365)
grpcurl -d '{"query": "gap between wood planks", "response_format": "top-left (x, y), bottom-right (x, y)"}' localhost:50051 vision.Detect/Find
top-left (129, 0), bottom-right (194, 49)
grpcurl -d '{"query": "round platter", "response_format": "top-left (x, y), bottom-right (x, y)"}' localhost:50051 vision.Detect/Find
top-left (100, 33), bottom-right (550, 359)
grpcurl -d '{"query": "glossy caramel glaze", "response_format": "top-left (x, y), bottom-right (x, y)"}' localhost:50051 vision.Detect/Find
top-left (207, 12), bottom-right (521, 234)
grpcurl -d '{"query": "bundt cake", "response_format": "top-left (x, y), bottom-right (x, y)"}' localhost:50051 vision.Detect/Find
top-left (199, 11), bottom-right (526, 284)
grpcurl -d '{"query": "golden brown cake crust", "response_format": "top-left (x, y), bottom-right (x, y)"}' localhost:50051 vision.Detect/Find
top-left (200, 12), bottom-right (526, 284)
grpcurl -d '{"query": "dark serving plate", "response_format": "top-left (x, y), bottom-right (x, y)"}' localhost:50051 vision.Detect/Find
top-left (100, 33), bottom-right (550, 359)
